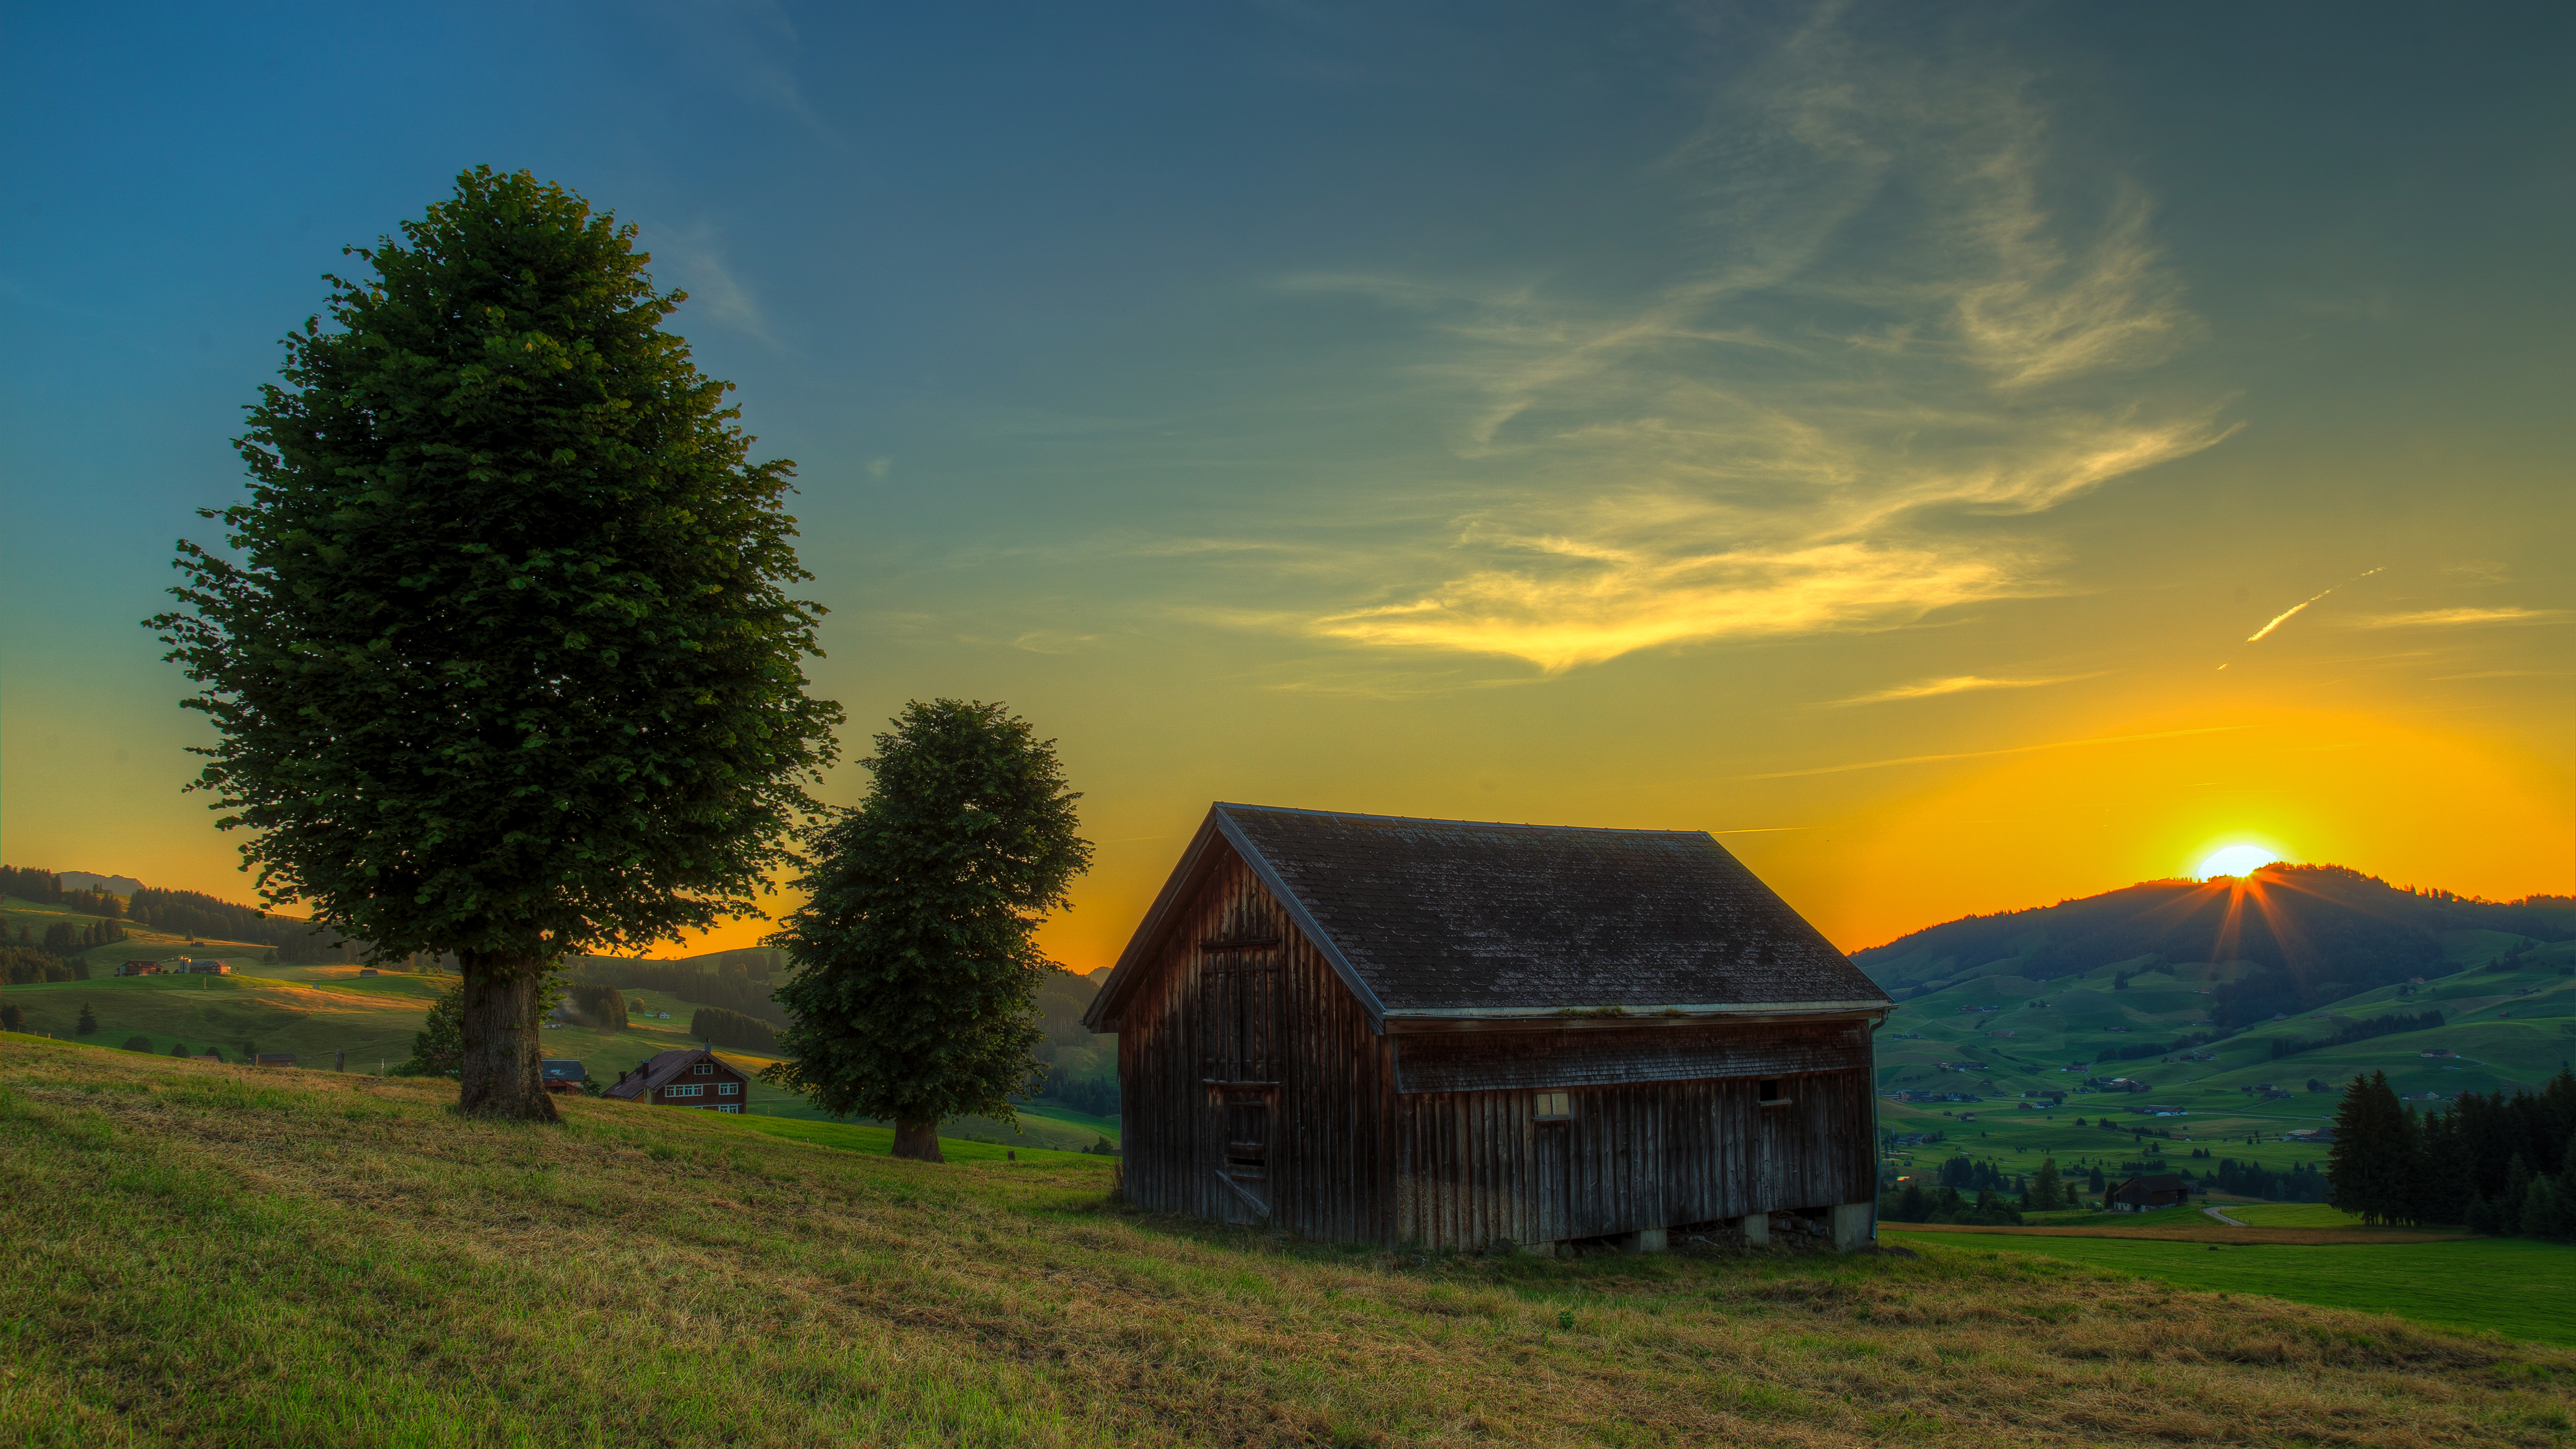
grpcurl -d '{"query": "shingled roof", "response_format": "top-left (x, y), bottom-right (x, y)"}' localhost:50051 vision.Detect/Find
top-left (605, 1047), bottom-right (729, 1100)
top-left (1089, 804), bottom-right (1889, 1030)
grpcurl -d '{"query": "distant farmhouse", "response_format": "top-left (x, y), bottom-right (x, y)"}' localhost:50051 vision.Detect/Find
top-left (2105, 1172), bottom-right (2190, 1212)
top-left (607, 1048), bottom-right (748, 1112)
top-left (1084, 805), bottom-right (1893, 1255)
top-left (541, 1059), bottom-right (589, 1093)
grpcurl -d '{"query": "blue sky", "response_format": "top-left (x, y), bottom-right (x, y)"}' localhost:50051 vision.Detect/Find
top-left (4, 2), bottom-right (2568, 962)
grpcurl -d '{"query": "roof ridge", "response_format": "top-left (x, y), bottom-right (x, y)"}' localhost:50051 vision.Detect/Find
top-left (1215, 802), bottom-right (1708, 836)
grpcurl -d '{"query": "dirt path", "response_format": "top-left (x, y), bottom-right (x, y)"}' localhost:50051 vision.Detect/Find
top-left (2204, 1205), bottom-right (2248, 1226)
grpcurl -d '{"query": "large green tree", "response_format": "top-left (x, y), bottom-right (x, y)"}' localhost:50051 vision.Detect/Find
top-left (766, 700), bottom-right (1092, 1161)
top-left (152, 167), bottom-right (842, 1119)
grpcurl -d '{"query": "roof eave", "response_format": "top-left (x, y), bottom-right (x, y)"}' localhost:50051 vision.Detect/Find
top-left (1082, 810), bottom-right (1232, 1033)
top-left (1381, 1000), bottom-right (1893, 1034)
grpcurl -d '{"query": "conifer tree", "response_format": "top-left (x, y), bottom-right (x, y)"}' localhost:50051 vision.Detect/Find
top-left (767, 700), bottom-right (1093, 1161)
top-left (0, 1003), bottom-right (21, 1033)
top-left (75, 1002), bottom-right (98, 1035)
top-left (2031, 1158), bottom-right (2064, 1211)
top-left (150, 167), bottom-right (841, 1120)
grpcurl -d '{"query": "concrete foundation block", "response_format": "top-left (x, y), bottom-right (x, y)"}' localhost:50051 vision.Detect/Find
top-left (1831, 1201), bottom-right (1874, 1251)
top-left (1740, 1213), bottom-right (1769, 1246)
top-left (1621, 1226), bottom-right (1667, 1253)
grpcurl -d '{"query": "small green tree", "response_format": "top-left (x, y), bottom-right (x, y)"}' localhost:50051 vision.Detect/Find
top-left (150, 167), bottom-right (841, 1120)
top-left (75, 1002), bottom-right (99, 1035)
top-left (767, 700), bottom-right (1093, 1161)
top-left (406, 982), bottom-right (467, 1077)
top-left (2030, 1157), bottom-right (2064, 1211)
top-left (0, 1003), bottom-right (22, 1033)
top-left (169, 1041), bottom-right (192, 1057)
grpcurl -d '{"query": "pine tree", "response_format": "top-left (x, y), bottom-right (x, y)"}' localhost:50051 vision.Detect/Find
top-left (75, 1002), bottom-right (98, 1035)
top-left (0, 1003), bottom-right (21, 1033)
top-left (2328, 1071), bottom-right (2420, 1225)
top-left (2031, 1158), bottom-right (2064, 1210)
top-left (767, 700), bottom-right (1093, 1162)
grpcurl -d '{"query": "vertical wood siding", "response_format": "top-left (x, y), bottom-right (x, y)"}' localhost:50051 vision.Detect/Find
top-left (1117, 842), bottom-right (1876, 1249)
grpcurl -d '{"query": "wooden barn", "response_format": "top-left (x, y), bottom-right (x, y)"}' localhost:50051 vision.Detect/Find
top-left (1083, 805), bottom-right (1894, 1254)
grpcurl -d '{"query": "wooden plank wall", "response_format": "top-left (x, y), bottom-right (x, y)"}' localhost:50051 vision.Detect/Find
top-left (1115, 846), bottom-right (1397, 1243)
top-left (1394, 1069), bottom-right (1875, 1249)
top-left (1116, 842), bottom-right (1876, 1250)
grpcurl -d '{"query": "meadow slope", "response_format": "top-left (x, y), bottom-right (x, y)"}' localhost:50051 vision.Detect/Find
top-left (5, 1038), bottom-right (2573, 1447)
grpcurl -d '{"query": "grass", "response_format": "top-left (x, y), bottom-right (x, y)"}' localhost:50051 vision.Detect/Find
top-left (1886, 1230), bottom-right (2576, 1350)
top-left (6, 1036), bottom-right (2574, 1447)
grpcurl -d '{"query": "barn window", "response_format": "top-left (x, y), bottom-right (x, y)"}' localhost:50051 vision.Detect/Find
top-left (718, 1081), bottom-right (740, 1095)
top-left (1759, 1079), bottom-right (1790, 1107)
top-left (1534, 1091), bottom-right (1571, 1120)
top-left (693, 1062), bottom-right (714, 1076)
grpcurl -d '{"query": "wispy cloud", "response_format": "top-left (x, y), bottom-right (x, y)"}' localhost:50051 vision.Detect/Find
top-left (2359, 607), bottom-right (2566, 629)
top-left (1273, 12), bottom-right (2228, 671)
top-left (1733, 725), bottom-right (2248, 782)
top-left (2243, 566), bottom-right (2386, 643)
top-left (1825, 672), bottom-right (2105, 707)
top-left (652, 220), bottom-right (769, 340)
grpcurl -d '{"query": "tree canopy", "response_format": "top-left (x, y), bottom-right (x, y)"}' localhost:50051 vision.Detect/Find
top-left (766, 700), bottom-right (1092, 1160)
top-left (151, 167), bottom-right (841, 1117)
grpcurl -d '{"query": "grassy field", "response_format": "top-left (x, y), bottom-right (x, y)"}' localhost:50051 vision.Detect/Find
top-left (7, 1036), bottom-right (2575, 1447)
top-left (1, 957), bottom-right (1121, 1149)
top-left (1886, 1230), bottom-right (2576, 1350)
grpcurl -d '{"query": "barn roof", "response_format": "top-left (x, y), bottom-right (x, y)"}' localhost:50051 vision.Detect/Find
top-left (1087, 804), bottom-right (1889, 1032)
top-left (605, 1047), bottom-right (737, 1100)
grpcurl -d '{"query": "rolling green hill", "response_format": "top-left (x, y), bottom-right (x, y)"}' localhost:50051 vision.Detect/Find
top-left (6, 1036), bottom-right (2569, 1446)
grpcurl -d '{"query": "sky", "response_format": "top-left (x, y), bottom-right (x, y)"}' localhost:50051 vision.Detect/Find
top-left (2, 2), bottom-right (2569, 970)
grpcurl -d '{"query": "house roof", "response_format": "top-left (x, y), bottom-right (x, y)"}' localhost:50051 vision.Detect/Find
top-left (2110, 1173), bottom-right (2188, 1198)
top-left (1088, 803), bottom-right (1890, 1032)
top-left (540, 1059), bottom-right (588, 1081)
top-left (604, 1047), bottom-right (736, 1100)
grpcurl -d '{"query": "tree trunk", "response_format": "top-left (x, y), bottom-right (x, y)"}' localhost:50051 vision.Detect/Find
top-left (458, 953), bottom-right (559, 1122)
top-left (892, 1119), bottom-right (943, 1162)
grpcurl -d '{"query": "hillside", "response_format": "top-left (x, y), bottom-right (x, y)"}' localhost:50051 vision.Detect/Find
top-left (1855, 864), bottom-right (2574, 1025)
top-left (7, 1037), bottom-right (2573, 1446)
top-left (0, 889), bottom-right (1125, 1150)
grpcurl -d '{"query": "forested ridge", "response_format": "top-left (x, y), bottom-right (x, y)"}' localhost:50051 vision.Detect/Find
top-left (1855, 864), bottom-right (2574, 1026)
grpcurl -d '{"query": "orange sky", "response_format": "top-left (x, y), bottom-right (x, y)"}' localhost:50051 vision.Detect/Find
top-left (3, 7), bottom-right (2568, 969)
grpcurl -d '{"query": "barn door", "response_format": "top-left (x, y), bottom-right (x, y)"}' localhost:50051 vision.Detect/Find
top-left (1533, 1115), bottom-right (1571, 1244)
top-left (1200, 938), bottom-right (1281, 1222)
top-left (1217, 1089), bottom-right (1272, 1222)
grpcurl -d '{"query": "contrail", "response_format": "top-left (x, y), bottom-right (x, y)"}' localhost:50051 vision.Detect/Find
top-left (2245, 565), bottom-right (2384, 643)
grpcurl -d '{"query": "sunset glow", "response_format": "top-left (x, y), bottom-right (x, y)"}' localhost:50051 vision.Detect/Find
top-left (0, 8), bottom-right (2565, 963)
top-left (2196, 845), bottom-right (2284, 881)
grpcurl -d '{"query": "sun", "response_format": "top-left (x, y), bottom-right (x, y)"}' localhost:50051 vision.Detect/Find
top-left (2196, 843), bottom-right (2282, 880)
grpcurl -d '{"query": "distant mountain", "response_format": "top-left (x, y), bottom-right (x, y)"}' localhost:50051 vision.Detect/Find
top-left (1853, 865), bottom-right (2575, 1029)
top-left (56, 870), bottom-right (144, 897)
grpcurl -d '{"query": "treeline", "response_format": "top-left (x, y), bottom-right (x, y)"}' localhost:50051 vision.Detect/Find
top-left (128, 886), bottom-right (274, 943)
top-left (1039, 1061), bottom-right (1118, 1117)
top-left (560, 981), bottom-right (628, 1032)
top-left (23, 919), bottom-right (126, 954)
top-left (688, 1006), bottom-right (777, 1052)
top-left (2268, 1010), bottom-right (2442, 1060)
top-left (2326, 1068), bottom-right (2576, 1238)
top-left (568, 953), bottom-right (788, 1027)
top-left (2208, 1157), bottom-right (2328, 1202)
top-left (3, 947), bottom-right (87, 985)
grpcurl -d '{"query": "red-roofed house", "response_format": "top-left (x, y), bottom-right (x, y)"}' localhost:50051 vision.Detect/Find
top-left (606, 1047), bottom-right (751, 1113)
